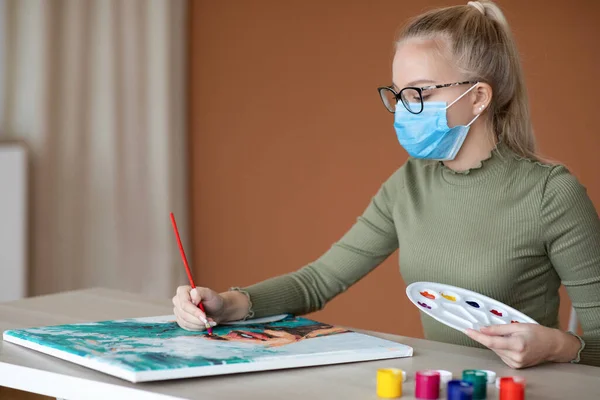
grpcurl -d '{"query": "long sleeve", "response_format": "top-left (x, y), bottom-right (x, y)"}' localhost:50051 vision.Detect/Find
top-left (542, 165), bottom-right (600, 366)
top-left (236, 169), bottom-right (402, 318)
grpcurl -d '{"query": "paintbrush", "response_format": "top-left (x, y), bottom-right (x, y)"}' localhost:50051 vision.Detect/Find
top-left (170, 212), bottom-right (213, 335)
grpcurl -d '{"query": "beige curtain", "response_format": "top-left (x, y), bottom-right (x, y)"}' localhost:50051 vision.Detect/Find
top-left (0, 0), bottom-right (189, 299)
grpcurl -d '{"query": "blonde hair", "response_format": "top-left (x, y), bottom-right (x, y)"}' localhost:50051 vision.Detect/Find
top-left (397, 0), bottom-right (538, 160)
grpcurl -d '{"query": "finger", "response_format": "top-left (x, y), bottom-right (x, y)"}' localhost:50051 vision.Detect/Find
top-left (466, 329), bottom-right (517, 350)
top-left (177, 285), bottom-right (193, 306)
top-left (175, 311), bottom-right (216, 331)
top-left (181, 300), bottom-right (208, 324)
top-left (499, 354), bottom-right (520, 369)
top-left (176, 315), bottom-right (202, 331)
top-left (495, 349), bottom-right (516, 362)
top-left (479, 323), bottom-right (526, 336)
top-left (176, 286), bottom-right (208, 322)
top-left (172, 293), bottom-right (183, 313)
top-left (190, 288), bottom-right (201, 306)
top-left (174, 307), bottom-right (205, 329)
top-left (191, 287), bottom-right (222, 320)
top-left (172, 292), bottom-right (185, 309)
top-left (177, 285), bottom-right (192, 297)
top-left (488, 347), bottom-right (524, 369)
top-left (193, 287), bottom-right (218, 307)
top-left (498, 351), bottom-right (527, 369)
top-left (182, 302), bottom-right (208, 324)
top-left (174, 308), bottom-right (201, 331)
top-left (176, 286), bottom-right (192, 310)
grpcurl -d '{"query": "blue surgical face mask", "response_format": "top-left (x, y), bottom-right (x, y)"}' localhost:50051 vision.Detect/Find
top-left (393, 84), bottom-right (481, 161)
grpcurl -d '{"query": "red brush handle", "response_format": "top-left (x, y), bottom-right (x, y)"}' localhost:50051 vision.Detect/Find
top-left (170, 213), bottom-right (211, 333)
top-left (170, 213), bottom-right (197, 289)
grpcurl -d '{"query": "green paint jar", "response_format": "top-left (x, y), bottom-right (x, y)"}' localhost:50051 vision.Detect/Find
top-left (462, 370), bottom-right (487, 399)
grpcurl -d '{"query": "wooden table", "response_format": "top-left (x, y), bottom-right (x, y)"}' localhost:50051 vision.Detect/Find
top-left (1, 288), bottom-right (599, 399)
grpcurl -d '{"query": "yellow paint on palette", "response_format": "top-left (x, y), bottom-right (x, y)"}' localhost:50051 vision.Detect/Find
top-left (441, 293), bottom-right (456, 302)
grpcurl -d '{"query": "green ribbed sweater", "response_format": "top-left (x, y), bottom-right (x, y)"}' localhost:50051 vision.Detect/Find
top-left (238, 144), bottom-right (600, 367)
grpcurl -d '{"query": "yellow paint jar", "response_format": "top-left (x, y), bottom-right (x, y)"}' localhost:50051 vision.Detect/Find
top-left (377, 368), bottom-right (403, 398)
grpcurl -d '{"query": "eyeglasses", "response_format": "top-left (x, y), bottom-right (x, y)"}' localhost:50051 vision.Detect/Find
top-left (377, 81), bottom-right (478, 114)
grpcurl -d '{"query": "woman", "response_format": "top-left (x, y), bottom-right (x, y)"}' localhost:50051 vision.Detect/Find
top-left (173, 0), bottom-right (600, 368)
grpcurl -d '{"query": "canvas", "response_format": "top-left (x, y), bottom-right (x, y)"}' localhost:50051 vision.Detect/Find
top-left (2, 315), bottom-right (413, 382)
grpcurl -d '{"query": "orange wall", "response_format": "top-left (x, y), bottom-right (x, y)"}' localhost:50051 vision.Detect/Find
top-left (188, 0), bottom-right (600, 338)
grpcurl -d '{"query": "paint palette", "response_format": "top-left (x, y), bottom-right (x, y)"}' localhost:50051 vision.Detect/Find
top-left (406, 282), bottom-right (538, 333)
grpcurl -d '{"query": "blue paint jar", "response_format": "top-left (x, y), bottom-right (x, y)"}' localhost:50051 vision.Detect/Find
top-left (447, 380), bottom-right (474, 400)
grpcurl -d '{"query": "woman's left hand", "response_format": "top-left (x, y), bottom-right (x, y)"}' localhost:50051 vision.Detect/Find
top-left (465, 323), bottom-right (581, 369)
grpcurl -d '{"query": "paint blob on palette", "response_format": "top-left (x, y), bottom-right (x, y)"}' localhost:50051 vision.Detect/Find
top-left (406, 282), bottom-right (538, 333)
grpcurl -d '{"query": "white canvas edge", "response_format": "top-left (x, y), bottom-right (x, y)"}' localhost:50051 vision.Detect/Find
top-left (3, 331), bottom-right (413, 383)
top-left (3, 334), bottom-right (137, 381)
top-left (0, 361), bottom-right (185, 400)
top-left (133, 345), bottom-right (413, 382)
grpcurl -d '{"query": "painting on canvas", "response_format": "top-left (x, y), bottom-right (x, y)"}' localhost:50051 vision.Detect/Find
top-left (3, 315), bottom-right (413, 382)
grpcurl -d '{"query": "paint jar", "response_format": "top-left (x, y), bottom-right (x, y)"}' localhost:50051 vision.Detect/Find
top-left (499, 377), bottom-right (525, 400)
top-left (447, 380), bottom-right (474, 400)
top-left (481, 370), bottom-right (496, 385)
top-left (435, 369), bottom-right (453, 397)
top-left (377, 368), bottom-right (403, 398)
top-left (416, 370), bottom-right (441, 399)
top-left (462, 370), bottom-right (487, 399)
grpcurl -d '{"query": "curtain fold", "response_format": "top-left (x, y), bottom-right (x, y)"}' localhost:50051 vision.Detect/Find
top-left (0, 0), bottom-right (189, 299)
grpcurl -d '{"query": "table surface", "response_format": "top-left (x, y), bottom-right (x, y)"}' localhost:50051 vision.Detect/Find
top-left (1, 288), bottom-right (598, 400)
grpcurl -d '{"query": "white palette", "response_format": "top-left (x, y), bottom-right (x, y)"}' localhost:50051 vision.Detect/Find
top-left (406, 282), bottom-right (538, 333)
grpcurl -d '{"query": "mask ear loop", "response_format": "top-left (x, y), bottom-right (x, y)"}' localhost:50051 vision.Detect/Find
top-left (466, 112), bottom-right (481, 127)
top-left (445, 83), bottom-right (483, 127)
top-left (445, 82), bottom-right (479, 109)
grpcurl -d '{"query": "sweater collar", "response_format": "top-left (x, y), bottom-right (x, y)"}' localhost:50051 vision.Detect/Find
top-left (439, 141), bottom-right (511, 186)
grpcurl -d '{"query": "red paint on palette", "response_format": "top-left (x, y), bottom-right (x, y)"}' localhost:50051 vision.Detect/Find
top-left (420, 291), bottom-right (435, 300)
top-left (491, 309), bottom-right (503, 317)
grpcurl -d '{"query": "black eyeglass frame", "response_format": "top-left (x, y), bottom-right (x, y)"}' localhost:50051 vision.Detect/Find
top-left (377, 81), bottom-right (478, 114)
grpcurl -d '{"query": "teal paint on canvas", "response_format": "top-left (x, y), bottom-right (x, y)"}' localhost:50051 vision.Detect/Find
top-left (4, 315), bottom-right (392, 373)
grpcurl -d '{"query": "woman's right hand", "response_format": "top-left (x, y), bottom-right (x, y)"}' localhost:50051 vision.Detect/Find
top-left (172, 285), bottom-right (224, 331)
